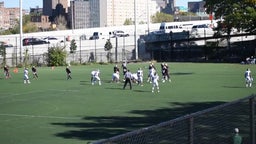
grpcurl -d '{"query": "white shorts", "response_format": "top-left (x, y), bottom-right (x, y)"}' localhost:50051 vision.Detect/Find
top-left (24, 75), bottom-right (29, 80)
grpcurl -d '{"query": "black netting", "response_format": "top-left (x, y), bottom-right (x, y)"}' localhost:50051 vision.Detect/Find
top-left (193, 101), bottom-right (250, 144)
top-left (93, 95), bottom-right (256, 144)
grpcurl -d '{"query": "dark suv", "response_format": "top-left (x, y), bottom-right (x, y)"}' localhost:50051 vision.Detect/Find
top-left (23, 38), bottom-right (49, 46)
top-left (89, 32), bottom-right (101, 40)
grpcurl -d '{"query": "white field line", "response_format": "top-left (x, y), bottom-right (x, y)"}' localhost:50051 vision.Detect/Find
top-left (0, 90), bottom-right (50, 99)
top-left (48, 89), bottom-right (80, 92)
top-left (2, 88), bottom-right (80, 96)
top-left (0, 89), bottom-right (83, 120)
top-left (0, 88), bottom-right (80, 99)
top-left (0, 113), bottom-right (82, 120)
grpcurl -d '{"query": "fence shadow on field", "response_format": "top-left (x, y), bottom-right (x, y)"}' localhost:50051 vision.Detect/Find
top-left (51, 101), bottom-right (233, 142)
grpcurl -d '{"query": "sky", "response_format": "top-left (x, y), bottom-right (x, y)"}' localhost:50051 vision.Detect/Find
top-left (2, 0), bottom-right (200, 10)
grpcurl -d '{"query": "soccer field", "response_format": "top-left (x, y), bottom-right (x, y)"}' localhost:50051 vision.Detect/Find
top-left (0, 62), bottom-right (255, 144)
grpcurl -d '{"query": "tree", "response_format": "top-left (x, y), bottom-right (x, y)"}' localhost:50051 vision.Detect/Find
top-left (104, 39), bottom-right (113, 62)
top-left (70, 39), bottom-right (77, 54)
top-left (204, 0), bottom-right (236, 50)
top-left (54, 15), bottom-right (67, 30)
top-left (204, 0), bottom-right (256, 33)
top-left (70, 39), bottom-right (77, 62)
top-left (47, 45), bottom-right (67, 66)
top-left (151, 12), bottom-right (173, 23)
top-left (0, 15), bottom-right (38, 35)
top-left (124, 18), bottom-right (133, 25)
top-left (0, 44), bottom-right (6, 65)
top-left (23, 48), bottom-right (29, 67)
top-left (23, 22), bottom-right (38, 33)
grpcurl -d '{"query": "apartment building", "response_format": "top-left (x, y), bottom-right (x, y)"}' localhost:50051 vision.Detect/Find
top-left (69, 0), bottom-right (163, 28)
top-left (188, 1), bottom-right (206, 14)
top-left (43, 0), bottom-right (70, 16)
top-left (89, 0), bottom-right (164, 27)
top-left (69, 0), bottom-right (90, 29)
top-left (0, 0), bottom-right (170, 30)
top-left (0, 2), bottom-right (22, 30)
top-left (30, 7), bottom-right (51, 30)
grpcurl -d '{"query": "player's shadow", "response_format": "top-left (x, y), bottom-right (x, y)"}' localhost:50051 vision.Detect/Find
top-left (172, 72), bottom-right (194, 75)
top-left (9, 81), bottom-right (22, 84)
top-left (79, 81), bottom-right (91, 85)
top-left (133, 89), bottom-right (149, 92)
top-left (222, 86), bottom-right (246, 88)
top-left (105, 87), bottom-right (123, 90)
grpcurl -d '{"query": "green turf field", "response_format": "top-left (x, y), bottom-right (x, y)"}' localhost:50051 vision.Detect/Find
top-left (0, 62), bottom-right (255, 144)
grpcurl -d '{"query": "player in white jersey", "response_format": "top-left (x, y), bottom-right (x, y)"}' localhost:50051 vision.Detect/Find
top-left (137, 68), bottom-right (143, 86)
top-left (91, 70), bottom-right (96, 83)
top-left (112, 71), bottom-right (120, 83)
top-left (151, 72), bottom-right (160, 93)
top-left (24, 68), bottom-right (31, 84)
top-left (91, 69), bottom-right (101, 85)
top-left (131, 73), bottom-right (138, 83)
top-left (147, 67), bottom-right (156, 83)
top-left (147, 63), bottom-right (155, 83)
top-left (244, 68), bottom-right (253, 87)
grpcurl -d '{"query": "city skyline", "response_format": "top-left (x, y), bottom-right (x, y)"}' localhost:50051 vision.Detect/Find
top-left (1, 0), bottom-right (200, 10)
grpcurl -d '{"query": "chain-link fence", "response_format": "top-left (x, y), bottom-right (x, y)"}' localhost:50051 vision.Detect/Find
top-left (0, 50), bottom-right (134, 67)
top-left (93, 94), bottom-right (256, 144)
top-left (0, 33), bottom-right (136, 67)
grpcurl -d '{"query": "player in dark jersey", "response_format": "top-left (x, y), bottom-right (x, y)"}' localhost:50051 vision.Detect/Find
top-left (66, 66), bottom-right (72, 80)
top-left (31, 66), bottom-right (38, 79)
top-left (4, 65), bottom-right (11, 79)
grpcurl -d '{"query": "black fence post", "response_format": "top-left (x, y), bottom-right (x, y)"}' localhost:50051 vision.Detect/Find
top-left (250, 95), bottom-right (255, 144)
top-left (115, 37), bottom-right (118, 62)
top-left (170, 31), bottom-right (173, 61)
top-left (189, 116), bottom-right (194, 144)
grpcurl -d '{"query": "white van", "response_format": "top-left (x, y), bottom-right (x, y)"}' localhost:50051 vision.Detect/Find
top-left (159, 22), bottom-right (184, 33)
top-left (190, 24), bottom-right (215, 37)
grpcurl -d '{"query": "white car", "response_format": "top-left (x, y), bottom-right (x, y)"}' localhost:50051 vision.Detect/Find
top-left (43, 37), bottom-right (63, 44)
top-left (111, 30), bottom-right (129, 38)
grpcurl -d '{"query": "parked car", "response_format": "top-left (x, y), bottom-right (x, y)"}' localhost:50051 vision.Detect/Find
top-left (89, 32), bottom-right (101, 40)
top-left (43, 37), bottom-right (63, 44)
top-left (80, 34), bottom-right (87, 40)
top-left (111, 30), bottom-right (129, 37)
top-left (190, 24), bottom-right (214, 37)
top-left (23, 38), bottom-right (49, 46)
top-left (0, 41), bottom-right (13, 48)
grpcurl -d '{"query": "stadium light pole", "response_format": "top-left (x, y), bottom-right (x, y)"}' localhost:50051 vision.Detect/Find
top-left (147, 0), bottom-right (150, 34)
top-left (19, 0), bottom-right (23, 64)
top-left (94, 39), bottom-right (96, 62)
top-left (71, 0), bottom-right (74, 34)
top-left (134, 0), bottom-right (138, 60)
